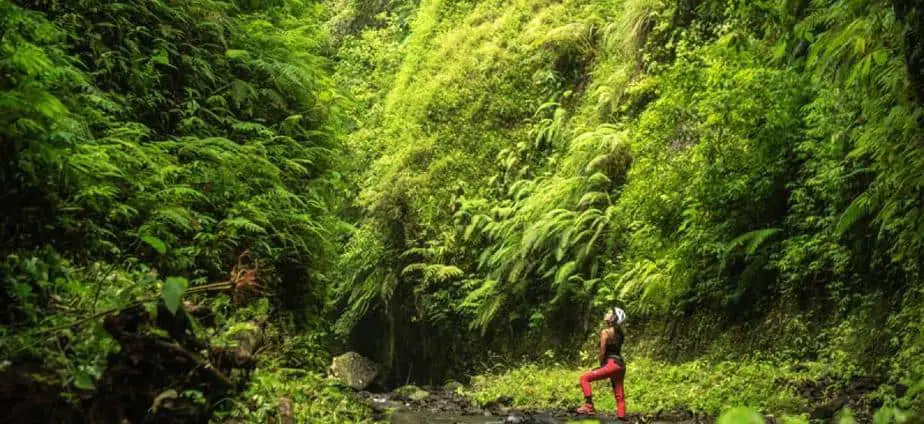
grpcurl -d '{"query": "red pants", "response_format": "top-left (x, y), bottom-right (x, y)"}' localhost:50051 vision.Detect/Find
top-left (579, 358), bottom-right (626, 417)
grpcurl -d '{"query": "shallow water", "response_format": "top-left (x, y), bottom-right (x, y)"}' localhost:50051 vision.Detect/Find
top-left (389, 411), bottom-right (634, 424)
top-left (389, 412), bottom-right (506, 424)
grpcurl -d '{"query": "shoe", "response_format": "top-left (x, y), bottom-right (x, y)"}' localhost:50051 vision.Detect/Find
top-left (575, 403), bottom-right (596, 415)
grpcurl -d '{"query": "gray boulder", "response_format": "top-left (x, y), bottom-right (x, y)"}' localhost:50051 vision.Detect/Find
top-left (329, 352), bottom-right (378, 390)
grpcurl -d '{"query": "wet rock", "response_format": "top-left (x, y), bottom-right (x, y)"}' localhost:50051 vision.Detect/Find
top-left (504, 412), bottom-right (561, 424)
top-left (394, 384), bottom-right (431, 401)
top-left (494, 395), bottom-right (514, 406)
top-left (505, 412), bottom-right (526, 423)
top-left (443, 379), bottom-right (464, 393)
top-left (359, 392), bottom-right (408, 414)
top-left (484, 395), bottom-right (514, 414)
top-left (329, 352), bottom-right (378, 390)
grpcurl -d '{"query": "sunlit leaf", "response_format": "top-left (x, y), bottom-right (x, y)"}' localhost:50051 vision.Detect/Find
top-left (162, 277), bottom-right (188, 315)
top-left (141, 235), bottom-right (167, 255)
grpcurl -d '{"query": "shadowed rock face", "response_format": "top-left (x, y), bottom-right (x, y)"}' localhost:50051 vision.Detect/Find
top-left (330, 352), bottom-right (379, 390)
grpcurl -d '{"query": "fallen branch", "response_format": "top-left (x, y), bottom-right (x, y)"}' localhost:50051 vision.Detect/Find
top-left (35, 251), bottom-right (262, 336)
top-left (149, 339), bottom-right (233, 387)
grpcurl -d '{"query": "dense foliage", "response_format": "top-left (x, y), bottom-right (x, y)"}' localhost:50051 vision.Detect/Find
top-left (1, 0), bottom-right (344, 311)
top-left (1, 0), bottom-right (351, 420)
top-left (332, 0), bottom-right (924, 400)
top-left (3, 0), bottom-right (924, 421)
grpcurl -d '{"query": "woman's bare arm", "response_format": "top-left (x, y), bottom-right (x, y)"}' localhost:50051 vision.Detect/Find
top-left (598, 329), bottom-right (608, 364)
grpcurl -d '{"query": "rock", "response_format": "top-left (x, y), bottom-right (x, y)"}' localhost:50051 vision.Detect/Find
top-left (442, 380), bottom-right (464, 393)
top-left (360, 392), bottom-right (407, 414)
top-left (505, 413), bottom-right (525, 424)
top-left (393, 384), bottom-right (430, 401)
top-left (505, 412), bottom-right (544, 424)
top-left (494, 395), bottom-right (514, 406)
top-left (329, 352), bottom-right (378, 390)
top-left (504, 413), bottom-right (562, 424)
top-left (484, 395), bottom-right (514, 414)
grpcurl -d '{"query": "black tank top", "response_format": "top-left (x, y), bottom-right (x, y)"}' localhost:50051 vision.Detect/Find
top-left (604, 327), bottom-right (624, 359)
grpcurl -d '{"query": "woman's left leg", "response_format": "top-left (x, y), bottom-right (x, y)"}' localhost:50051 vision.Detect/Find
top-left (577, 359), bottom-right (623, 414)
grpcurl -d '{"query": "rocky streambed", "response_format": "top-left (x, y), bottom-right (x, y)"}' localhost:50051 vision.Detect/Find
top-left (331, 352), bottom-right (886, 424)
top-left (357, 386), bottom-right (709, 424)
top-left (328, 352), bottom-right (709, 424)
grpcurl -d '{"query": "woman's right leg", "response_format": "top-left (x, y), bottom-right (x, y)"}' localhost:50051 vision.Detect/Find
top-left (610, 369), bottom-right (626, 418)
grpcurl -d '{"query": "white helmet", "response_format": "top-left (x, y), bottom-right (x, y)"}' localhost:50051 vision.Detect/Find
top-left (604, 307), bottom-right (626, 325)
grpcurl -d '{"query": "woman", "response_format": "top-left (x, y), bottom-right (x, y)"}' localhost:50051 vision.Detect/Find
top-left (575, 306), bottom-right (626, 418)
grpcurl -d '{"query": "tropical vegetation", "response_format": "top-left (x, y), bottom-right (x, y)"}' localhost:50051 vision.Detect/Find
top-left (2, 0), bottom-right (924, 421)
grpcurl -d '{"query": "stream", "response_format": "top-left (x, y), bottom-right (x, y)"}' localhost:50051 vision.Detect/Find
top-left (389, 411), bottom-right (699, 424)
top-left (361, 389), bottom-right (705, 424)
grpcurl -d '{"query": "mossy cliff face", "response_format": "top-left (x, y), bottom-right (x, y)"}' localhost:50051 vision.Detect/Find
top-left (332, 0), bottom-right (924, 399)
top-left (3, 0), bottom-right (924, 420)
